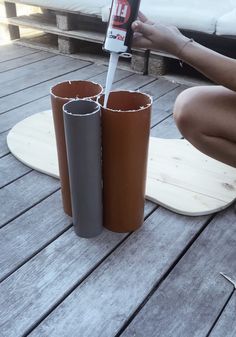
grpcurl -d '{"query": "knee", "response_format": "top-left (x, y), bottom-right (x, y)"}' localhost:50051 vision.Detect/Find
top-left (173, 87), bottom-right (200, 138)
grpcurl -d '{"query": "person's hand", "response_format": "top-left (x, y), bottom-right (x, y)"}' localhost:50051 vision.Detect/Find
top-left (132, 12), bottom-right (189, 57)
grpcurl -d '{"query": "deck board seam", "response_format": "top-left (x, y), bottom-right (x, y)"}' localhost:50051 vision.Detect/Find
top-left (0, 203), bottom-right (158, 285)
top-left (21, 232), bottom-right (137, 337)
top-left (0, 62), bottom-right (93, 100)
top-left (0, 169), bottom-right (32, 190)
top-left (0, 152), bottom-right (10, 159)
top-left (0, 49), bottom-right (41, 64)
top-left (205, 289), bottom-right (235, 337)
top-left (0, 53), bottom-right (57, 74)
top-left (15, 206), bottom-right (158, 336)
top-left (0, 223), bottom-right (73, 284)
top-left (0, 187), bottom-right (61, 229)
top-left (0, 80), bottom-right (179, 124)
top-left (0, 70), bottom-right (135, 116)
top-left (115, 213), bottom-right (216, 337)
top-left (153, 83), bottom-right (180, 99)
top-left (151, 112), bottom-right (173, 129)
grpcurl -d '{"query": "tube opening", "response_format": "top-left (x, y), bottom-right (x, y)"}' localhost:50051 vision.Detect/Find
top-left (50, 80), bottom-right (103, 100)
top-left (63, 99), bottom-right (100, 117)
top-left (99, 91), bottom-right (152, 112)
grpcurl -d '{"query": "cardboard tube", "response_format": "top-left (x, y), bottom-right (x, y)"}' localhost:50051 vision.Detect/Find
top-left (50, 80), bottom-right (103, 216)
top-left (63, 100), bottom-right (103, 238)
top-left (98, 91), bottom-right (152, 233)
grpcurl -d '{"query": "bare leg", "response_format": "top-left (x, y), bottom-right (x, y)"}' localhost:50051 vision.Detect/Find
top-left (173, 85), bottom-right (236, 168)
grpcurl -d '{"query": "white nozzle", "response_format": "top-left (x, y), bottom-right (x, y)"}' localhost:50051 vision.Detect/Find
top-left (104, 52), bottom-right (119, 108)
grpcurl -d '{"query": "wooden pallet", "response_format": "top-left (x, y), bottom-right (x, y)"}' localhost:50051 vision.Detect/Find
top-left (1, 2), bottom-right (149, 73)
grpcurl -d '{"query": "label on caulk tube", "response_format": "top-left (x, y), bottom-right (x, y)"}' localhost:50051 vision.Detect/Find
top-left (104, 0), bottom-right (141, 54)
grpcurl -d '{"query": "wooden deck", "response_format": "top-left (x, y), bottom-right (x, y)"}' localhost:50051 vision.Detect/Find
top-left (0, 43), bottom-right (236, 337)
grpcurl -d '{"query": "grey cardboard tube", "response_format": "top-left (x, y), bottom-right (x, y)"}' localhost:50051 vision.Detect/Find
top-left (63, 100), bottom-right (103, 238)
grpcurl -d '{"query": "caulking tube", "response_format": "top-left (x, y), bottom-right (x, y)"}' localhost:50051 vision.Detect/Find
top-left (103, 0), bottom-right (141, 107)
top-left (104, 0), bottom-right (141, 55)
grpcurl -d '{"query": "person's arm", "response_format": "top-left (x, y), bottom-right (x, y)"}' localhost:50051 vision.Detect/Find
top-left (132, 15), bottom-right (236, 92)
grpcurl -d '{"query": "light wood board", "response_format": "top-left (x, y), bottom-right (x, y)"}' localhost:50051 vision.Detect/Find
top-left (7, 110), bottom-right (236, 216)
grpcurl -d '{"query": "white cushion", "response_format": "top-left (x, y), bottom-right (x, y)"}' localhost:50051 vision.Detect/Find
top-left (102, 1), bottom-right (235, 34)
top-left (141, 7), bottom-right (218, 34)
top-left (216, 9), bottom-right (236, 35)
top-left (14, 0), bottom-right (236, 36)
top-left (14, 0), bottom-right (110, 16)
top-left (142, 0), bottom-right (232, 11)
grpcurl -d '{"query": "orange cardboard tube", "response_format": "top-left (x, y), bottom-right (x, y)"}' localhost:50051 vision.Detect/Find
top-left (99, 91), bottom-right (152, 232)
top-left (50, 80), bottom-right (103, 216)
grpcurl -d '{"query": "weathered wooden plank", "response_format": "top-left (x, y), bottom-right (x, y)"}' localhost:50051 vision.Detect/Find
top-left (0, 196), bottom-right (155, 283)
top-left (0, 227), bottom-right (124, 337)
top-left (0, 171), bottom-right (59, 228)
top-left (87, 68), bottom-right (134, 89)
top-left (0, 44), bottom-right (38, 63)
top-left (210, 293), bottom-right (236, 337)
top-left (144, 200), bottom-right (157, 216)
top-left (149, 84), bottom-right (186, 139)
top-left (0, 55), bottom-right (90, 97)
top-left (25, 209), bottom-right (208, 337)
top-left (112, 73), bottom-right (155, 91)
top-left (0, 131), bottom-right (9, 157)
top-left (151, 85), bottom-right (188, 127)
top-left (140, 77), bottom-right (179, 101)
top-left (0, 63), bottom-right (107, 115)
top-left (121, 205), bottom-right (236, 337)
top-left (151, 115), bottom-right (182, 139)
top-left (0, 153), bottom-right (30, 188)
top-left (0, 71), bottom-right (149, 134)
top-left (0, 95), bottom-right (50, 133)
top-left (0, 190), bottom-right (71, 281)
top-left (0, 51), bottom-right (55, 73)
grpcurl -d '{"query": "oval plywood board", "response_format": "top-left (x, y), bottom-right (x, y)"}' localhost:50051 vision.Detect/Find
top-left (7, 110), bottom-right (236, 216)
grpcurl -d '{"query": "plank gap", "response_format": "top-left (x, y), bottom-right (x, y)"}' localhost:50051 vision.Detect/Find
top-left (0, 62), bottom-right (93, 100)
top-left (0, 53), bottom-right (56, 74)
top-left (151, 113), bottom-right (173, 129)
top-left (135, 78), bottom-right (157, 91)
top-left (115, 213), bottom-right (216, 337)
top-left (21, 203), bottom-right (157, 337)
top-left (0, 49), bottom-right (40, 64)
top-left (0, 187), bottom-right (61, 229)
top-left (0, 152), bottom-right (10, 159)
top-left (22, 232), bottom-right (133, 337)
top-left (205, 289), bottom-right (235, 337)
top-left (0, 169), bottom-right (32, 190)
top-left (0, 222), bottom-right (72, 284)
top-left (0, 65), bottom-right (108, 116)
